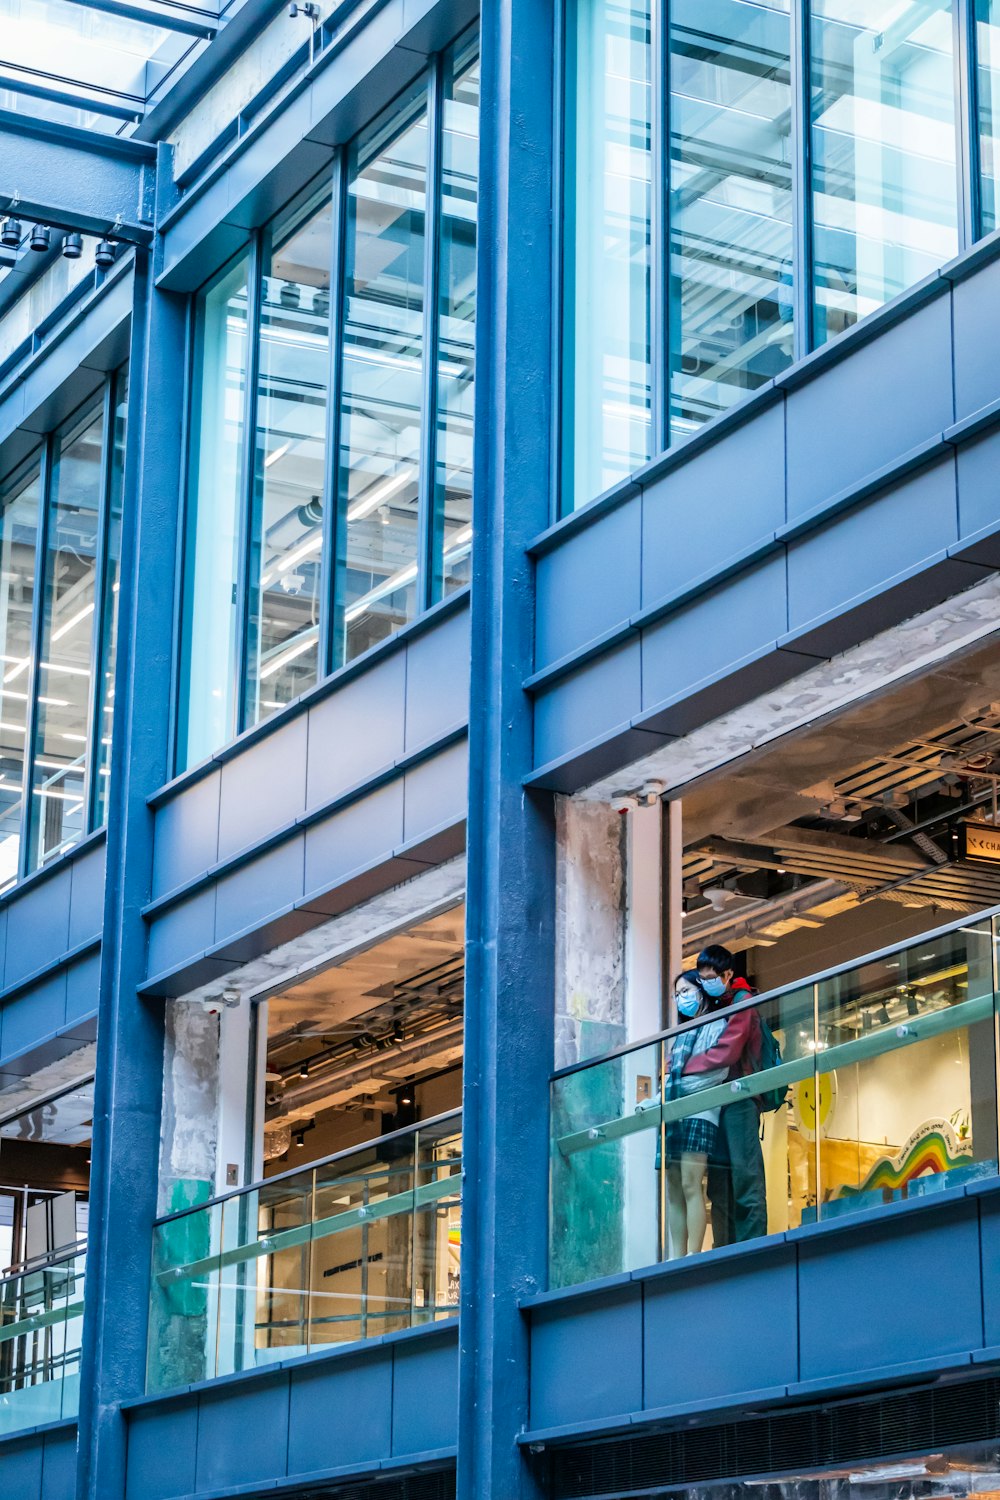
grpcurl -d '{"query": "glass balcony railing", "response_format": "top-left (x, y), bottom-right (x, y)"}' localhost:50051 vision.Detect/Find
top-left (147, 1111), bottom-right (462, 1394)
top-left (550, 918), bottom-right (1000, 1289)
top-left (0, 1244), bottom-right (85, 1435)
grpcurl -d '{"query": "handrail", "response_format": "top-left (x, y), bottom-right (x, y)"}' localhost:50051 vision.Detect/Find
top-left (0, 1242), bottom-right (86, 1295)
top-left (157, 1168), bottom-right (461, 1284)
top-left (554, 990), bottom-right (994, 1155)
top-left (550, 906), bottom-right (999, 1082)
top-left (153, 1108), bottom-right (462, 1226)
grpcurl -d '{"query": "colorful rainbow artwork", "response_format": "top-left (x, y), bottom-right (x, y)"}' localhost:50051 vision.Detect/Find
top-left (835, 1120), bottom-right (972, 1200)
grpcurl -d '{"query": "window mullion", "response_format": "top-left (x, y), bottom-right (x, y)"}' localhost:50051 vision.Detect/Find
top-left (653, 0), bottom-right (669, 456)
top-left (85, 374), bottom-right (114, 833)
top-left (20, 435), bottom-right (53, 880)
top-left (790, 0), bottom-right (814, 360)
top-left (320, 148), bottom-right (348, 679)
top-left (418, 57), bottom-right (444, 614)
top-left (957, 0), bottom-right (981, 249)
top-left (234, 231), bottom-right (264, 738)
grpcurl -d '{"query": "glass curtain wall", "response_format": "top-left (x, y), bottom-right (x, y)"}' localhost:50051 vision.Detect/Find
top-left (0, 371), bottom-right (125, 887)
top-left (669, 0), bottom-right (793, 440)
top-left (433, 35), bottom-right (479, 599)
top-left (177, 28), bottom-right (480, 773)
top-left (562, 0), bottom-right (653, 508)
top-left (335, 81), bottom-right (429, 665)
top-left (0, 459), bottom-right (41, 889)
top-left (811, 0), bottom-right (958, 345)
top-left (979, 2), bottom-right (1000, 231)
top-left (178, 254), bottom-right (251, 769)
top-left (245, 187), bottom-right (332, 726)
top-left (561, 0), bottom-right (975, 512)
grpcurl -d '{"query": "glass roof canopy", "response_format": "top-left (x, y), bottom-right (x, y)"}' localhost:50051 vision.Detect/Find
top-left (0, 0), bottom-right (220, 135)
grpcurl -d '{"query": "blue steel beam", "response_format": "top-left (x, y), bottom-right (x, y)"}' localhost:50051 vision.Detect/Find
top-left (75, 229), bottom-right (188, 1500)
top-left (0, 113), bottom-right (155, 242)
top-left (58, 0), bottom-right (219, 38)
top-left (458, 0), bottom-right (557, 1497)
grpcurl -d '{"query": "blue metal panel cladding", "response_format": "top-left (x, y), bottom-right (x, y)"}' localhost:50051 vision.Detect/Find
top-left (458, 2), bottom-right (556, 1499)
top-left (0, 1424), bottom-right (76, 1500)
top-left (121, 1327), bottom-right (457, 1500)
top-left (523, 1187), bottom-right (1000, 1443)
top-left (530, 1288), bottom-right (644, 1432)
top-left (76, 249), bottom-right (183, 1500)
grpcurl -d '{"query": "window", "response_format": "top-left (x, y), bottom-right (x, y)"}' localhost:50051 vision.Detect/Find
top-left (811, 0), bottom-right (958, 346)
top-left (177, 28), bottom-right (480, 773)
top-left (561, 0), bottom-right (971, 511)
top-left (0, 371), bottom-right (126, 887)
top-left (977, 2), bottom-right (1000, 233)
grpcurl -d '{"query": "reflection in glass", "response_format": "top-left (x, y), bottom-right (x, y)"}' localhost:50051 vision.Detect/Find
top-left (336, 83), bottom-right (428, 666)
top-left (245, 186), bottom-right (332, 727)
top-left (27, 409), bottom-right (103, 871)
top-left (179, 254), bottom-right (250, 770)
top-left (0, 458), bottom-right (40, 891)
top-left (433, 37), bottom-right (479, 600)
top-left (811, 0), bottom-right (958, 345)
top-left (93, 372), bottom-right (126, 827)
top-left (670, 0), bottom-right (793, 439)
top-left (562, 0), bottom-right (652, 512)
top-left (977, 2), bottom-right (1000, 232)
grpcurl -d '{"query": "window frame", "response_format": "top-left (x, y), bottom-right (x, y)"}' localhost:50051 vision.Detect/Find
top-left (555, 0), bottom-right (987, 520)
top-left (175, 23), bottom-right (480, 776)
top-left (0, 367), bottom-right (127, 889)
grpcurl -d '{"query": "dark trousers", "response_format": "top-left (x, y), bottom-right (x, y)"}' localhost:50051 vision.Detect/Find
top-left (707, 1098), bottom-right (767, 1246)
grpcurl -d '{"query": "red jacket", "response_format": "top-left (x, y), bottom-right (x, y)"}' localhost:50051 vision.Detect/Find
top-left (683, 978), bottom-right (761, 1080)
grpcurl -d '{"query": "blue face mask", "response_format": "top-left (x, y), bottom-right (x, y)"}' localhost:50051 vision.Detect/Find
top-left (675, 989), bottom-right (701, 1019)
top-left (701, 976), bottom-right (727, 999)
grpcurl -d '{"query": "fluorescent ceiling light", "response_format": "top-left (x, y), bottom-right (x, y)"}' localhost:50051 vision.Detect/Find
top-left (51, 601), bottom-right (95, 644)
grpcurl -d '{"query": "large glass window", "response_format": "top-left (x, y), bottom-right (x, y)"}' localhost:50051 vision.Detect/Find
top-left (179, 254), bottom-right (250, 769)
top-left (433, 35), bottom-right (480, 600)
top-left (669, 1), bottom-right (793, 439)
top-left (561, 0), bottom-right (976, 510)
top-left (245, 188), bottom-right (332, 726)
top-left (0, 458), bottom-right (40, 890)
top-left (562, 0), bottom-right (653, 511)
top-left (335, 82), bottom-right (429, 665)
top-left (27, 408), bottom-right (103, 870)
top-left (177, 29), bottom-right (480, 772)
top-left (811, 0), bottom-right (958, 346)
top-left (0, 372), bottom-right (125, 886)
top-left (977, 2), bottom-right (1000, 233)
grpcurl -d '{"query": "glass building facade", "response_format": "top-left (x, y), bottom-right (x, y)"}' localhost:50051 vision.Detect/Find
top-left (0, 373), bottom-right (126, 889)
top-left (561, 0), bottom-right (995, 512)
top-left (178, 29), bottom-right (479, 772)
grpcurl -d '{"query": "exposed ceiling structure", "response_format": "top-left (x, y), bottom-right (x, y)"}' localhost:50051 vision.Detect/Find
top-left (680, 632), bottom-right (1000, 959)
top-left (263, 905), bottom-right (465, 1137)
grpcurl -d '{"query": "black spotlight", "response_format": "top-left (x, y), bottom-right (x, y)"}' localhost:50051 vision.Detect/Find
top-left (29, 224), bottom-right (50, 252)
top-left (280, 280), bottom-right (300, 309)
top-left (95, 238), bottom-right (116, 269)
top-left (0, 218), bottom-right (21, 249)
top-left (62, 232), bottom-right (83, 260)
top-left (312, 287), bottom-right (329, 317)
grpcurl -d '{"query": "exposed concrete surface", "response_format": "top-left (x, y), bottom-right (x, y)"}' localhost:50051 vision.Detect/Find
top-left (554, 797), bottom-right (627, 1069)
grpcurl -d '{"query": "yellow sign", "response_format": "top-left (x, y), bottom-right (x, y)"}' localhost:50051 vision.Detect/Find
top-left (962, 821), bottom-right (1000, 863)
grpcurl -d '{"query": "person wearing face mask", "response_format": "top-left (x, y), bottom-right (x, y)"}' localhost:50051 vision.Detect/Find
top-left (684, 943), bottom-right (767, 1246)
top-left (663, 972), bottom-right (728, 1257)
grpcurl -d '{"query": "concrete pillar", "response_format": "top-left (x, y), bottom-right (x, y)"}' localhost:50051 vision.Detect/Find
top-left (627, 800), bottom-right (664, 1039)
top-left (554, 796), bottom-right (627, 1069)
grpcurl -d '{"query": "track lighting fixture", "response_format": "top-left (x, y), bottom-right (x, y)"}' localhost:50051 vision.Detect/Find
top-left (1, 218), bottom-right (21, 248)
top-left (312, 287), bottom-right (329, 317)
top-left (299, 1061), bottom-right (309, 1079)
top-left (294, 1130), bottom-right (305, 1148)
top-left (280, 280), bottom-right (300, 309)
top-left (95, 238), bottom-right (116, 269)
top-left (29, 224), bottom-right (50, 252)
top-left (62, 232), bottom-right (83, 260)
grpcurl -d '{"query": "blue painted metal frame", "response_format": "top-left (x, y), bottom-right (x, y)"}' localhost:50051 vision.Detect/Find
top-left (0, 114), bottom-right (155, 242)
top-left (458, 1), bottom-right (556, 1497)
top-left (75, 254), bottom-right (186, 1500)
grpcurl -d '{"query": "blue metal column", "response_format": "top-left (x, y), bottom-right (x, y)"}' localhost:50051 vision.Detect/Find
top-left (458, 0), bottom-right (556, 1496)
top-left (76, 167), bottom-right (190, 1500)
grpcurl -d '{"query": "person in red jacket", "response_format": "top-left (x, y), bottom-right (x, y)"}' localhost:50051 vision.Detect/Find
top-left (685, 943), bottom-right (768, 1246)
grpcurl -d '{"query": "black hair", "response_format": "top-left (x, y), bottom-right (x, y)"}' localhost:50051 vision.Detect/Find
top-left (697, 944), bottom-right (735, 975)
top-left (674, 969), bottom-right (708, 997)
